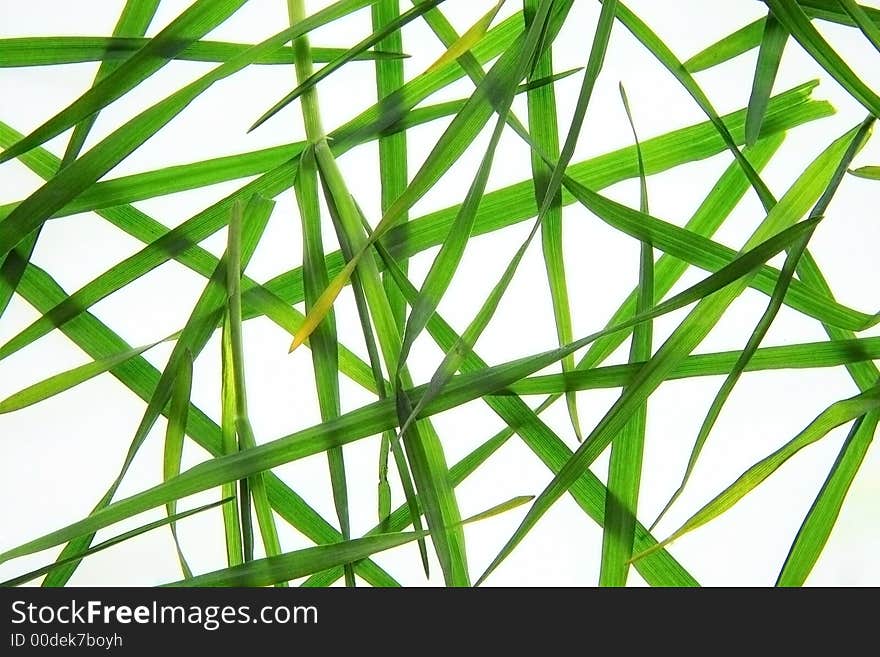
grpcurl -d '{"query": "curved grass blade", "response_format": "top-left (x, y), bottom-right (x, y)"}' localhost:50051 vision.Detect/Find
top-left (425, 0), bottom-right (506, 73)
top-left (652, 116), bottom-right (874, 531)
top-left (635, 385), bottom-right (880, 562)
top-left (163, 351), bottom-right (194, 579)
top-left (61, 0), bottom-right (160, 167)
top-left (1, 499), bottom-right (229, 588)
top-left (684, 19), bottom-right (765, 73)
top-left (745, 13), bottom-right (788, 147)
top-left (524, 0), bottom-right (580, 440)
top-left (838, 0), bottom-right (880, 53)
top-left (251, 0), bottom-right (444, 132)
top-left (599, 82), bottom-right (651, 587)
top-left (0, 37), bottom-right (405, 67)
top-left (0, 0), bottom-right (247, 165)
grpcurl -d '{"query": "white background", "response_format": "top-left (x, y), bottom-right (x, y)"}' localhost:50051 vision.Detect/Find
top-left (1, 0), bottom-right (879, 586)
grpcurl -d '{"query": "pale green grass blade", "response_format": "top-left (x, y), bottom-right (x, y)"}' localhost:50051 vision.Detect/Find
top-left (12, 264), bottom-right (398, 587)
top-left (684, 19), bottom-right (765, 73)
top-left (0, 37), bottom-right (405, 67)
top-left (220, 317), bottom-right (244, 568)
top-left (163, 351), bottom-right (194, 580)
top-left (524, 0), bottom-right (580, 440)
top-left (475, 124), bottom-right (862, 585)
top-left (1, 499), bottom-right (228, 588)
top-left (0, 0), bottom-right (247, 164)
top-left (61, 0), bottom-right (160, 167)
top-left (0, 217), bottom-right (812, 568)
top-left (599, 83), bottom-right (651, 587)
top-left (652, 116), bottom-right (874, 531)
top-left (638, 385), bottom-right (880, 560)
top-left (746, 13), bottom-right (788, 147)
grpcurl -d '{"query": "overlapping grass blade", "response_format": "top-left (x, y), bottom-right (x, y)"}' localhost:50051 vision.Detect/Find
top-left (599, 83), bottom-right (651, 587)
top-left (0, 0), bottom-right (383, 262)
top-left (524, 0), bottom-right (580, 440)
top-left (746, 13), bottom-right (788, 147)
top-left (651, 116), bottom-right (874, 531)
top-left (475, 124), bottom-right (863, 585)
top-left (0, 216), bottom-right (815, 568)
top-left (424, 0), bottom-right (505, 73)
top-left (0, 0), bottom-right (247, 165)
top-left (838, 0), bottom-right (880, 53)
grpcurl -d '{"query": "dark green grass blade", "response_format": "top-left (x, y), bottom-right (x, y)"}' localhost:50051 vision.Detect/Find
top-left (652, 116), bottom-right (874, 530)
top-left (40, 195), bottom-right (273, 587)
top-left (251, 0), bottom-right (444, 132)
top-left (746, 12), bottom-right (788, 147)
top-left (0, 37), bottom-right (405, 67)
top-left (12, 265), bottom-right (398, 587)
top-left (226, 200), bottom-right (285, 581)
top-left (163, 351), bottom-right (194, 579)
top-left (637, 385), bottom-right (880, 560)
top-left (524, 0), bottom-right (580, 440)
top-left (0, 215), bottom-right (812, 568)
top-left (1, 499), bottom-right (228, 588)
top-left (838, 0), bottom-right (880, 53)
top-left (599, 83), bottom-right (652, 587)
top-left (0, 0), bottom-right (382, 262)
top-left (475, 124), bottom-right (862, 585)
top-left (765, 0), bottom-right (880, 117)
top-left (61, 0), bottom-right (160, 167)
top-left (0, 0), bottom-right (247, 164)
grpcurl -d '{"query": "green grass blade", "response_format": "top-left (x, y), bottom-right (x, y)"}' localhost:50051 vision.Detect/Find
top-left (838, 0), bottom-right (880, 53)
top-left (0, 0), bottom-right (247, 164)
top-left (220, 318), bottom-right (244, 569)
top-left (776, 411), bottom-right (879, 586)
top-left (684, 19), bottom-right (765, 73)
top-left (226, 199), bottom-right (285, 581)
top-left (425, 0), bottom-right (505, 73)
top-left (746, 13), bottom-right (788, 147)
top-left (524, 0), bottom-right (580, 440)
top-left (0, 37), bottom-right (406, 67)
top-left (599, 83), bottom-right (652, 587)
top-left (60, 0), bottom-right (160, 167)
top-left (163, 351), bottom-right (195, 580)
top-left (637, 385), bottom-right (880, 560)
top-left (2, 499), bottom-right (229, 588)
top-left (251, 0), bottom-right (444, 132)
top-left (765, 0), bottom-right (880, 117)
top-left (849, 165), bottom-right (880, 179)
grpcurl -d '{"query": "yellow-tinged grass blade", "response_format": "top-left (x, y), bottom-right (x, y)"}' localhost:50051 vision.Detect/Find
top-left (425, 0), bottom-right (506, 73)
top-left (163, 351), bottom-right (194, 580)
